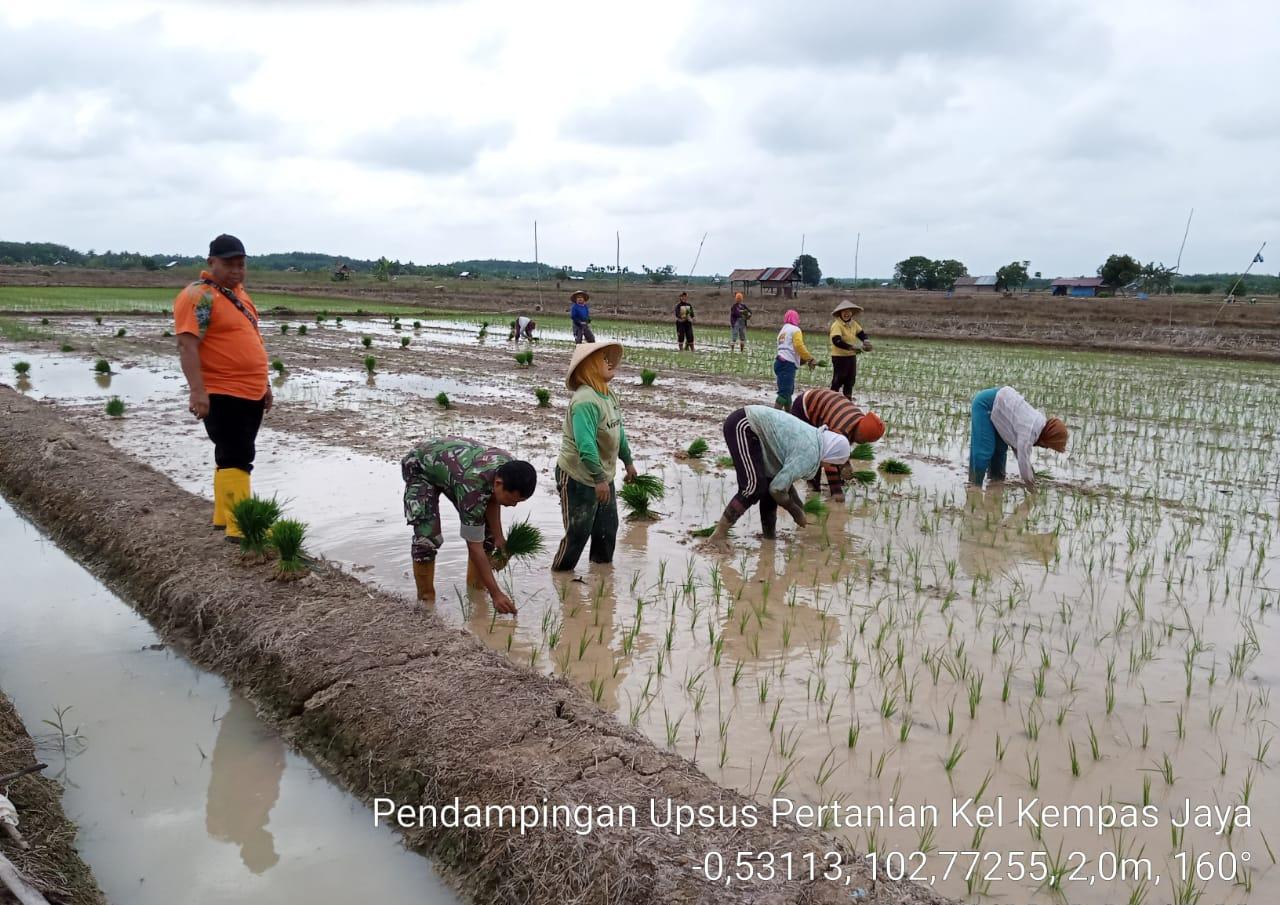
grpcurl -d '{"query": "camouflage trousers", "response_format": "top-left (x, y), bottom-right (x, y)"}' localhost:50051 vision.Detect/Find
top-left (401, 452), bottom-right (492, 563)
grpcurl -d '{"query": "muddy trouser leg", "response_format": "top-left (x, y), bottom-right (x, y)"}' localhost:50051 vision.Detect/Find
top-left (552, 466), bottom-right (598, 571)
top-left (588, 484), bottom-right (618, 563)
top-left (205, 393), bottom-right (266, 472)
top-left (401, 455), bottom-right (445, 562)
top-left (758, 492), bottom-right (778, 537)
top-left (989, 435), bottom-right (1009, 481)
top-left (830, 356), bottom-right (856, 398)
top-left (581, 324), bottom-right (596, 343)
top-left (686, 324), bottom-right (695, 351)
top-left (720, 409), bottom-right (766, 527)
top-left (773, 358), bottom-right (796, 409)
top-left (968, 388), bottom-right (1000, 484)
top-left (823, 463), bottom-right (845, 495)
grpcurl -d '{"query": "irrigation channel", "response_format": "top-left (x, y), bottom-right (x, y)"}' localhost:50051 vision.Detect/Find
top-left (3, 312), bottom-right (1279, 903)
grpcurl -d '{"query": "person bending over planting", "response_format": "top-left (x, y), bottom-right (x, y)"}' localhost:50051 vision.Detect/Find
top-left (791, 388), bottom-right (885, 496)
top-left (968, 386), bottom-right (1068, 487)
top-left (705, 405), bottom-right (851, 552)
top-left (828, 299), bottom-right (871, 399)
top-left (551, 341), bottom-right (639, 572)
top-left (774, 309), bottom-right (816, 409)
top-left (509, 315), bottom-right (537, 343)
top-left (569, 290), bottom-right (594, 344)
top-left (173, 234), bottom-right (272, 541)
top-left (401, 438), bottom-right (537, 614)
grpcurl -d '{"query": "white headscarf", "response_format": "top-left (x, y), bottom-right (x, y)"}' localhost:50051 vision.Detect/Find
top-left (819, 428), bottom-right (851, 464)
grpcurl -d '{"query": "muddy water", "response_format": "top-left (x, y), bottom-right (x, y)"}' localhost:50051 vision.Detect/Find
top-left (0, 499), bottom-right (460, 905)
top-left (5, 337), bottom-right (1278, 903)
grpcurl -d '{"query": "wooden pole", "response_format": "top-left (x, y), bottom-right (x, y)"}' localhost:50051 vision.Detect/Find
top-left (616, 231), bottom-right (621, 310)
top-left (1211, 240), bottom-right (1267, 327)
top-left (854, 232), bottom-right (860, 285)
top-left (0, 851), bottom-right (51, 905)
top-left (533, 221), bottom-right (542, 310)
top-left (685, 232), bottom-right (708, 286)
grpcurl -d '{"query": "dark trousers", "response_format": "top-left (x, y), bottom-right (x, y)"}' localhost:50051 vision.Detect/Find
top-left (722, 409), bottom-right (778, 535)
top-left (551, 466), bottom-right (618, 571)
top-left (830, 355), bottom-right (857, 398)
top-left (676, 321), bottom-right (694, 348)
top-left (204, 393), bottom-right (265, 472)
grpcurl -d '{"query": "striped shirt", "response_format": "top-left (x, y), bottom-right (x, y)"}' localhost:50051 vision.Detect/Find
top-left (796, 389), bottom-right (865, 439)
top-left (990, 386), bottom-right (1047, 485)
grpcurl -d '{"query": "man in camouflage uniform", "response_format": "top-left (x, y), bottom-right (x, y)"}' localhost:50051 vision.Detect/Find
top-left (401, 437), bottom-right (537, 614)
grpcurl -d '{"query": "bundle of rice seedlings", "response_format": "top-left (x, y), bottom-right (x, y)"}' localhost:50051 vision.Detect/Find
top-left (852, 469), bottom-right (877, 485)
top-left (363, 355), bottom-right (376, 374)
top-left (269, 518), bottom-right (308, 578)
top-left (316, 314), bottom-right (324, 324)
top-left (162, 330), bottom-right (172, 337)
top-left (879, 458), bottom-right (912, 475)
top-left (94, 316), bottom-right (102, 325)
top-left (803, 496), bottom-right (828, 516)
top-left (335, 316), bottom-right (343, 325)
top-left (298, 324), bottom-right (308, 336)
top-left (629, 474), bottom-right (665, 500)
top-left (361, 335), bottom-right (373, 348)
top-left (271, 359), bottom-right (285, 374)
top-left (93, 359), bottom-right (111, 374)
top-left (478, 322), bottom-right (489, 338)
top-left (435, 391), bottom-right (451, 409)
top-left (515, 350), bottom-right (534, 367)
top-left (851, 442), bottom-right (875, 461)
top-left (640, 369), bottom-right (657, 386)
top-left (715, 455), bottom-right (734, 468)
top-left (413, 320), bottom-right (422, 329)
top-left (116, 327), bottom-right (127, 337)
top-left (279, 324), bottom-right (289, 334)
top-left (535, 387), bottom-right (551, 407)
top-left (13, 361), bottom-right (30, 375)
top-left (397, 336), bottom-right (408, 348)
top-left (60, 343), bottom-right (74, 352)
top-left (686, 438), bottom-right (709, 458)
top-left (620, 474), bottom-right (666, 521)
top-left (691, 525), bottom-right (725, 539)
top-left (40, 317), bottom-right (49, 325)
top-left (504, 520), bottom-right (544, 559)
top-left (230, 495), bottom-right (282, 556)
top-left (105, 396), bottom-right (125, 417)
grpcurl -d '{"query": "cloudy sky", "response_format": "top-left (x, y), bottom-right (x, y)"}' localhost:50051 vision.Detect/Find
top-left (1, 0), bottom-right (1275, 277)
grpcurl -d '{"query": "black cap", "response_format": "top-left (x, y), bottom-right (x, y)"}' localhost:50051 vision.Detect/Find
top-left (209, 234), bottom-right (247, 259)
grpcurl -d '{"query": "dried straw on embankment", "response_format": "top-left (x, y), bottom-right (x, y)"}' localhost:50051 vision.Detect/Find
top-left (0, 388), bottom-right (952, 905)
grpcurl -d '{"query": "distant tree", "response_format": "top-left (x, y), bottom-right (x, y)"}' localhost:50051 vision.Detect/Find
top-left (373, 257), bottom-right (392, 282)
top-left (642, 264), bottom-right (676, 284)
top-left (554, 268), bottom-right (569, 280)
top-left (1140, 261), bottom-right (1175, 294)
top-left (995, 260), bottom-right (1030, 292)
top-left (1098, 254), bottom-right (1142, 292)
top-left (894, 256), bottom-right (938, 290)
top-left (793, 254), bottom-right (822, 287)
top-left (933, 259), bottom-right (969, 290)
top-left (825, 277), bottom-right (837, 287)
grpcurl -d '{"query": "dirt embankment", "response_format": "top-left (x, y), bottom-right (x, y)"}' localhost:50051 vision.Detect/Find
top-left (6, 265), bottom-right (1280, 360)
top-left (0, 692), bottom-right (106, 905)
top-left (0, 388), bottom-right (951, 905)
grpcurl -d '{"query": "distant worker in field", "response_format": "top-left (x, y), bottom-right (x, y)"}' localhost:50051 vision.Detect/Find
top-left (704, 405), bottom-right (852, 551)
top-left (508, 315), bottom-right (537, 343)
top-left (968, 386), bottom-right (1068, 487)
top-left (173, 234), bottom-right (271, 542)
top-left (552, 341), bottom-right (639, 572)
top-left (729, 291), bottom-right (752, 353)
top-left (828, 300), bottom-right (872, 399)
top-left (401, 437), bottom-right (538, 614)
top-left (569, 290), bottom-right (594, 344)
top-left (791, 388), bottom-right (885, 496)
top-left (774, 309), bottom-right (816, 409)
top-left (674, 291), bottom-right (696, 352)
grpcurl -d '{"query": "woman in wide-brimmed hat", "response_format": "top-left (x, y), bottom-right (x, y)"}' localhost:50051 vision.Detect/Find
top-left (552, 341), bottom-right (639, 571)
top-left (828, 299), bottom-right (871, 400)
top-left (568, 289), bottom-right (594, 344)
top-left (969, 385), bottom-right (1068, 487)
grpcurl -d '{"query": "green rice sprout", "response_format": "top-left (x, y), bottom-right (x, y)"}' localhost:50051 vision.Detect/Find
top-left (435, 391), bottom-right (452, 409)
top-left (715, 455), bottom-right (734, 468)
top-left (94, 316), bottom-right (102, 325)
top-left (640, 369), bottom-right (657, 386)
top-left (515, 350), bottom-right (534, 367)
top-left (94, 359), bottom-right (111, 374)
top-left (298, 324), bottom-right (308, 336)
top-left (413, 320), bottom-right (422, 329)
top-left (851, 469), bottom-right (877, 484)
top-left (690, 525), bottom-right (720, 538)
top-left (363, 355), bottom-right (376, 374)
top-left (878, 458), bottom-right (912, 475)
top-left (279, 323), bottom-right (289, 334)
top-left (620, 482), bottom-right (658, 519)
top-left (804, 496), bottom-right (829, 516)
top-left (116, 327), bottom-right (127, 337)
top-left (504, 520), bottom-right (545, 559)
top-left (269, 518), bottom-right (308, 574)
top-left (478, 321), bottom-right (489, 339)
top-left (271, 359), bottom-right (285, 374)
top-left (162, 330), bottom-right (171, 337)
top-left (400, 336), bottom-right (410, 347)
top-left (40, 317), bottom-right (49, 325)
top-left (629, 474), bottom-right (665, 500)
top-left (686, 438), bottom-right (709, 458)
top-left (13, 361), bottom-right (30, 375)
top-left (230, 495), bottom-right (282, 555)
top-left (361, 335), bottom-right (373, 348)
top-left (535, 387), bottom-right (551, 407)
top-left (60, 343), bottom-right (74, 352)
top-left (105, 397), bottom-right (126, 417)
top-left (315, 314), bottom-right (324, 324)
top-left (851, 442), bottom-right (875, 461)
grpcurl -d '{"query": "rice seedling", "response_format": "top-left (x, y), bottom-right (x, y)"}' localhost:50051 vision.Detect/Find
top-left (803, 496), bottom-right (828, 516)
top-left (12, 361), bottom-right (30, 375)
top-left (363, 355), bottom-right (376, 374)
top-left (400, 336), bottom-right (410, 348)
top-left (851, 469), bottom-right (877, 484)
top-left (94, 316), bottom-right (102, 325)
top-left (535, 387), bottom-right (551, 407)
top-left (690, 524), bottom-right (720, 538)
top-left (40, 317), bottom-right (48, 325)
top-left (640, 369), bottom-right (657, 386)
top-left (93, 358), bottom-right (111, 374)
top-left (686, 438), bottom-right (709, 458)
top-left (620, 482), bottom-right (660, 520)
top-left (478, 321), bottom-right (489, 339)
top-left (229, 495), bottom-right (282, 556)
top-left (60, 343), bottom-right (74, 352)
top-left (504, 520), bottom-right (545, 559)
top-left (115, 327), bottom-right (126, 337)
top-left (104, 396), bottom-right (125, 417)
top-left (715, 455), bottom-right (733, 468)
top-left (271, 358), bottom-right (285, 374)
top-left (413, 320), bottom-right (421, 329)
top-left (269, 518), bottom-right (308, 577)
top-left (515, 350), bottom-right (534, 367)
top-left (361, 335), bottom-right (373, 348)
top-left (297, 324), bottom-right (308, 336)
top-left (279, 323), bottom-right (289, 334)
top-left (851, 442), bottom-right (875, 460)
top-left (435, 391), bottom-right (452, 409)
top-left (878, 458), bottom-right (912, 475)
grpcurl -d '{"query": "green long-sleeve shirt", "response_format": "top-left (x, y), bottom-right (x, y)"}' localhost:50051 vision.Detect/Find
top-left (557, 386), bottom-right (633, 485)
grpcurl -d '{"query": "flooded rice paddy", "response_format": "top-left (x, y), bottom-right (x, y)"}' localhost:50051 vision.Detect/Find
top-left (3, 312), bottom-right (1278, 903)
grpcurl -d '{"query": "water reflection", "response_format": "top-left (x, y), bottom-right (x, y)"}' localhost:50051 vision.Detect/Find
top-left (958, 485), bottom-right (1057, 577)
top-left (206, 695), bottom-right (285, 875)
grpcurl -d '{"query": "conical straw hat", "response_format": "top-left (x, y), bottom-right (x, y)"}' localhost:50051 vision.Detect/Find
top-left (565, 340), bottom-right (623, 390)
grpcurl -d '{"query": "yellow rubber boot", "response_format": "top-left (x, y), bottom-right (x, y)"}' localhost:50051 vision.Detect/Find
top-left (222, 468), bottom-right (251, 540)
top-left (212, 469), bottom-right (227, 528)
top-left (412, 561), bottom-right (436, 602)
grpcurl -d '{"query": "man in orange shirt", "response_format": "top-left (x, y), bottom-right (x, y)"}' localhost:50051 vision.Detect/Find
top-left (173, 234), bottom-right (272, 540)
